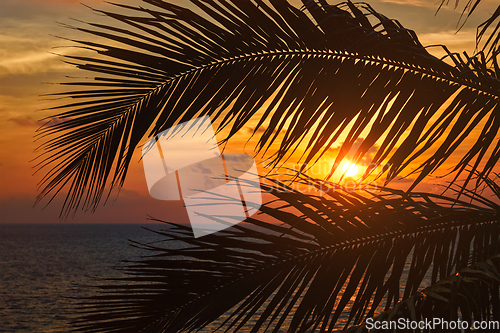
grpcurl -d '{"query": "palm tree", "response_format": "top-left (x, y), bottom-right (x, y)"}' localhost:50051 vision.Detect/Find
top-left (35, 0), bottom-right (500, 331)
top-left (71, 174), bottom-right (500, 332)
top-left (36, 0), bottom-right (499, 216)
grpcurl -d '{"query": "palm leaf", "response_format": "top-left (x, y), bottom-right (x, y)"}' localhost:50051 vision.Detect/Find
top-left (36, 0), bottom-right (500, 216)
top-left (476, 6), bottom-right (500, 65)
top-left (345, 254), bottom-right (500, 332)
top-left (436, 0), bottom-right (499, 65)
top-left (436, 0), bottom-right (484, 29)
top-left (71, 174), bottom-right (500, 332)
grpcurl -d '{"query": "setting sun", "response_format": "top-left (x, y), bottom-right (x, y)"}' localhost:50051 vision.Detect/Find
top-left (340, 161), bottom-right (359, 178)
top-left (2, 0), bottom-right (499, 331)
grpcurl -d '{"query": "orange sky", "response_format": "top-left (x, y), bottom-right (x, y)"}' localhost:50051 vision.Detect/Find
top-left (0, 0), bottom-right (498, 224)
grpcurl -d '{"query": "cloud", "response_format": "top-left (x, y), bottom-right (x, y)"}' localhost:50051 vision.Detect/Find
top-left (41, 117), bottom-right (71, 127)
top-left (392, 177), bottom-right (416, 183)
top-left (191, 163), bottom-right (213, 175)
top-left (8, 116), bottom-right (39, 127)
top-left (379, 0), bottom-right (430, 7)
top-left (0, 50), bottom-right (63, 76)
top-left (223, 153), bottom-right (253, 162)
top-left (31, 0), bottom-right (93, 3)
top-left (248, 126), bottom-right (285, 135)
top-left (0, 0), bottom-right (116, 77)
top-left (327, 138), bottom-right (380, 165)
top-left (417, 29), bottom-right (477, 52)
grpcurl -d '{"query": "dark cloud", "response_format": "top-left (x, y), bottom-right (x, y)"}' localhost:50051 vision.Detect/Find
top-left (192, 163), bottom-right (213, 175)
top-left (248, 126), bottom-right (285, 135)
top-left (328, 138), bottom-right (380, 165)
top-left (44, 117), bottom-right (69, 127)
top-left (8, 116), bottom-right (39, 127)
top-left (223, 153), bottom-right (253, 162)
top-left (392, 177), bottom-right (416, 183)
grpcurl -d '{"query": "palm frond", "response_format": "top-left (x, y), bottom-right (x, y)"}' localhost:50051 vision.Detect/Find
top-left (37, 0), bottom-right (500, 216)
top-left (476, 5), bottom-right (500, 65)
top-left (436, 0), bottom-right (484, 29)
top-left (71, 175), bottom-right (500, 332)
top-left (436, 0), bottom-right (499, 64)
top-left (345, 254), bottom-right (500, 332)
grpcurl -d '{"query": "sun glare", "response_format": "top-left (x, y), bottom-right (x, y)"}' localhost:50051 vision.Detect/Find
top-left (340, 161), bottom-right (359, 177)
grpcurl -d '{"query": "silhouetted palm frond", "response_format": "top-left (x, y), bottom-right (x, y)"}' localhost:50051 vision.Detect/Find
top-left (71, 175), bottom-right (500, 332)
top-left (345, 254), bottom-right (500, 332)
top-left (436, 0), bottom-right (485, 29)
top-left (476, 6), bottom-right (500, 65)
top-left (37, 0), bottom-right (500, 216)
top-left (436, 0), bottom-right (499, 65)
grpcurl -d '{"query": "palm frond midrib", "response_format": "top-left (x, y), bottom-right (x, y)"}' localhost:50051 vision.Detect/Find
top-left (61, 43), bottom-right (498, 95)
top-left (39, 0), bottom-right (500, 221)
top-left (40, 45), bottom-right (497, 181)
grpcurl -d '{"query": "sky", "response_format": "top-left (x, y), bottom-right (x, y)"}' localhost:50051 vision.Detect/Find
top-left (0, 0), bottom-right (498, 224)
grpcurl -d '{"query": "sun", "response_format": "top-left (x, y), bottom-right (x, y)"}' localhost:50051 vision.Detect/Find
top-left (340, 161), bottom-right (359, 178)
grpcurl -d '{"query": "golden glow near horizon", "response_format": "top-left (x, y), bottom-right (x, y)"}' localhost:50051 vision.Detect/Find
top-left (340, 161), bottom-right (360, 178)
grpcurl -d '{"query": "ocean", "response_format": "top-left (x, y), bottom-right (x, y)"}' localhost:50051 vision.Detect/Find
top-left (0, 223), bottom-right (430, 332)
top-left (0, 223), bottom-right (164, 333)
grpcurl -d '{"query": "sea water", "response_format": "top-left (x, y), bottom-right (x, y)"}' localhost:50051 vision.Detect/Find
top-left (0, 223), bottom-right (431, 332)
top-left (0, 223), bottom-right (163, 332)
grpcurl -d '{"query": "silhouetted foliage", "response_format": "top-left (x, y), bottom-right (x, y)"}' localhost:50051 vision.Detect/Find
top-left (35, 0), bottom-right (500, 331)
top-left (36, 0), bottom-right (500, 216)
top-left (72, 174), bottom-right (500, 332)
